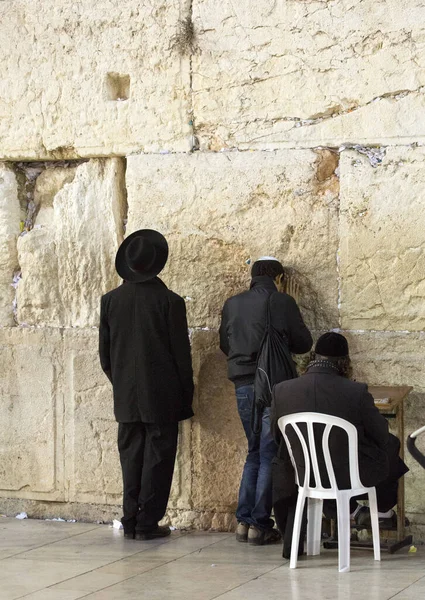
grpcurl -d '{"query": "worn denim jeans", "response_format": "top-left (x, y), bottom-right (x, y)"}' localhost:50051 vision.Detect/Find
top-left (236, 384), bottom-right (277, 530)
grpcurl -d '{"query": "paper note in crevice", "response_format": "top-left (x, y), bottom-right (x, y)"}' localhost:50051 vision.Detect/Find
top-left (374, 398), bottom-right (390, 404)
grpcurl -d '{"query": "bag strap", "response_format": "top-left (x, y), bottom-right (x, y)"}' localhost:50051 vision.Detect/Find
top-left (265, 291), bottom-right (273, 330)
top-left (251, 292), bottom-right (274, 436)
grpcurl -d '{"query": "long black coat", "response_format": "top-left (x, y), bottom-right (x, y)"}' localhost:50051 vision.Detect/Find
top-left (271, 365), bottom-right (390, 491)
top-left (219, 276), bottom-right (313, 387)
top-left (99, 278), bottom-right (194, 423)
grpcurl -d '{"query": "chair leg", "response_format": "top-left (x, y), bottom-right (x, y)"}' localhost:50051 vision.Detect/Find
top-left (307, 498), bottom-right (323, 556)
top-left (336, 497), bottom-right (351, 573)
top-left (368, 488), bottom-right (381, 562)
top-left (290, 493), bottom-right (306, 569)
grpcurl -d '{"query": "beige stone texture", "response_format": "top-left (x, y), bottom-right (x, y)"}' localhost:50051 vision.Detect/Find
top-left (63, 329), bottom-right (121, 505)
top-left (190, 331), bottom-right (244, 515)
top-left (0, 328), bottom-right (64, 500)
top-left (17, 159), bottom-right (126, 327)
top-left (339, 147), bottom-right (425, 331)
top-left (0, 164), bottom-right (20, 325)
top-left (346, 331), bottom-right (425, 393)
top-left (126, 150), bottom-right (340, 330)
top-left (193, 0), bottom-right (425, 150)
top-left (346, 330), bottom-right (425, 519)
top-left (0, 1), bottom-right (191, 160)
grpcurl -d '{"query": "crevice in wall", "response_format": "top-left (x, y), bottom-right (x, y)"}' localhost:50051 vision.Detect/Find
top-left (10, 160), bottom-right (88, 325)
top-left (247, 86), bottom-right (425, 133)
top-left (172, 2), bottom-right (199, 152)
top-left (119, 157), bottom-right (129, 239)
top-left (11, 271), bottom-right (22, 325)
top-left (15, 160), bottom-right (88, 234)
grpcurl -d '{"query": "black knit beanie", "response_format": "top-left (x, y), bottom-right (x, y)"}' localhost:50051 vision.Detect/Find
top-left (315, 332), bottom-right (349, 357)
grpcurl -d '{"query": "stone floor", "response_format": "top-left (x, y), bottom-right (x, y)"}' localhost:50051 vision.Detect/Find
top-left (0, 518), bottom-right (424, 600)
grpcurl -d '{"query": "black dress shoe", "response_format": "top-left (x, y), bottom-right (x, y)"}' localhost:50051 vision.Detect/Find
top-left (135, 526), bottom-right (171, 540)
top-left (124, 531), bottom-right (135, 539)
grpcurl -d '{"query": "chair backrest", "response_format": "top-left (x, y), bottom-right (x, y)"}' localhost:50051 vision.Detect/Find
top-left (278, 412), bottom-right (363, 492)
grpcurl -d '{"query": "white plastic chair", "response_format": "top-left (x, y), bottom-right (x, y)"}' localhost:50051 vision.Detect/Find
top-left (278, 412), bottom-right (381, 573)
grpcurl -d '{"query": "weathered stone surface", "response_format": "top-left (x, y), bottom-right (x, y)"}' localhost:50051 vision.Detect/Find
top-left (126, 150), bottom-right (339, 330)
top-left (345, 330), bottom-right (425, 518)
top-left (0, 164), bottom-right (20, 325)
top-left (0, 1), bottom-right (191, 159)
top-left (63, 329), bottom-right (121, 505)
top-left (346, 330), bottom-right (425, 393)
top-left (190, 330), bottom-right (245, 513)
top-left (0, 328), bottom-right (64, 500)
top-left (339, 148), bottom-right (425, 331)
top-left (17, 159), bottom-right (126, 327)
top-left (193, 0), bottom-right (425, 149)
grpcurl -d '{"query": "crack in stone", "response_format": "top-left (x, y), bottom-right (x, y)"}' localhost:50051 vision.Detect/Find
top-left (211, 86), bottom-right (425, 147)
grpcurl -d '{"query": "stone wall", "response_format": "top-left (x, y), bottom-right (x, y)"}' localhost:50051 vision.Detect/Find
top-left (1, 0), bottom-right (425, 537)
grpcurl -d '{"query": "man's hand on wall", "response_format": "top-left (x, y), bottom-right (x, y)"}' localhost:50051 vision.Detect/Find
top-left (285, 274), bottom-right (300, 304)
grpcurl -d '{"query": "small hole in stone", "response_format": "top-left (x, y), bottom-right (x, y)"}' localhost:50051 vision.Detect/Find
top-left (105, 73), bottom-right (130, 101)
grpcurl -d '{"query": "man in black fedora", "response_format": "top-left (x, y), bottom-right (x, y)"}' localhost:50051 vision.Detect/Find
top-left (99, 230), bottom-right (194, 540)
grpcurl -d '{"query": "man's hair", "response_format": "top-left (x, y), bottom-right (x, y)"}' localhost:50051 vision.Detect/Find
top-left (251, 259), bottom-right (285, 279)
top-left (312, 353), bottom-right (353, 379)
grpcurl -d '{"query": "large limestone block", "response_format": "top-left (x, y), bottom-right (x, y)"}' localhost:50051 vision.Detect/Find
top-left (190, 330), bottom-right (245, 513)
top-left (346, 331), bottom-right (425, 393)
top-left (63, 330), bottom-right (121, 505)
top-left (0, 1), bottom-right (191, 159)
top-left (17, 159), bottom-right (126, 327)
top-left (0, 164), bottom-right (20, 325)
top-left (126, 150), bottom-right (339, 330)
top-left (339, 148), bottom-right (425, 331)
top-left (0, 328), bottom-right (64, 500)
top-left (346, 330), bottom-right (425, 517)
top-left (193, 0), bottom-right (425, 149)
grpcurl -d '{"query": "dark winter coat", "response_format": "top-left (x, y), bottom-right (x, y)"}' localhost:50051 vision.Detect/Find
top-left (219, 276), bottom-right (313, 388)
top-left (99, 278), bottom-right (194, 423)
top-left (271, 365), bottom-right (391, 491)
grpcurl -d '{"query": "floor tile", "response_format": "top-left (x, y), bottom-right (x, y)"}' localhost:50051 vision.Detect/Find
top-left (0, 520), bottom-right (422, 600)
top-left (13, 590), bottom-right (85, 600)
top-left (214, 550), bottom-right (425, 600)
top-left (0, 518), bottom-right (100, 560)
top-left (390, 574), bottom-right (425, 599)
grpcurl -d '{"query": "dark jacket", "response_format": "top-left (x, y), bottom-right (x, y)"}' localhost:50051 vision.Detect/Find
top-left (219, 276), bottom-right (313, 387)
top-left (99, 278), bottom-right (194, 423)
top-left (271, 365), bottom-right (390, 491)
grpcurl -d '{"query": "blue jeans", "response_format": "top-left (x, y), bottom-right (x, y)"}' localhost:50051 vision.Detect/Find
top-left (236, 384), bottom-right (277, 530)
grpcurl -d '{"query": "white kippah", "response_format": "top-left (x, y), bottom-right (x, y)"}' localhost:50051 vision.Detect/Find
top-left (257, 256), bottom-right (279, 261)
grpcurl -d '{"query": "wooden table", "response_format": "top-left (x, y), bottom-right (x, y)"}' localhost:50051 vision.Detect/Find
top-left (324, 385), bottom-right (413, 554)
top-left (369, 385), bottom-right (413, 552)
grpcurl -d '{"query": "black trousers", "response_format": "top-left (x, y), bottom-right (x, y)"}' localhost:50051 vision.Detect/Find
top-left (118, 421), bottom-right (178, 533)
top-left (323, 434), bottom-right (409, 516)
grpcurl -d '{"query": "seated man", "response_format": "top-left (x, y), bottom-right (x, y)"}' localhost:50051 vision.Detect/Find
top-left (271, 332), bottom-right (409, 557)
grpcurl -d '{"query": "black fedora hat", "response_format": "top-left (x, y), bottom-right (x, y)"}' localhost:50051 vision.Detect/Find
top-left (115, 229), bottom-right (169, 282)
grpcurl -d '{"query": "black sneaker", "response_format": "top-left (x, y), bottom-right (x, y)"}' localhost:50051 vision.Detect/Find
top-left (135, 526), bottom-right (172, 540)
top-left (248, 526), bottom-right (281, 546)
top-left (236, 522), bottom-right (250, 543)
top-left (124, 531), bottom-right (135, 539)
